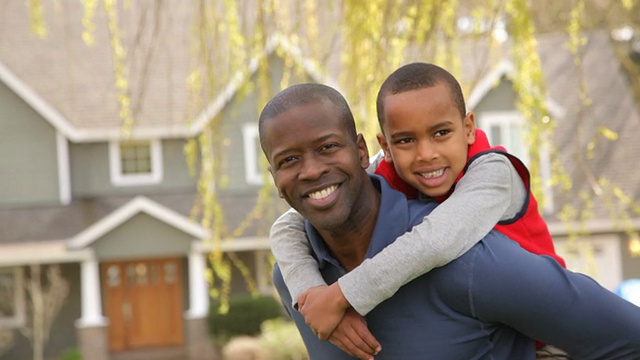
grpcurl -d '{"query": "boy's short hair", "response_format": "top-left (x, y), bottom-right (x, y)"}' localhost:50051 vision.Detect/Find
top-left (376, 62), bottom-right (467, 129)
top-left (258, 83), bottom-right (357, 152)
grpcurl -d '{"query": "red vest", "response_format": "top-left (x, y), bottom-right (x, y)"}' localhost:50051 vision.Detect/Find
top-left (375, 129), bottom-right (566, 267)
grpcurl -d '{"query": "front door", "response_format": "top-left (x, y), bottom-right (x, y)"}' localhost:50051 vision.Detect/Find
top-left (102, 257), bottom-right (184, 351)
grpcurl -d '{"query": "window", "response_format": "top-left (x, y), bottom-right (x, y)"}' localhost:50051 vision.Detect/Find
top-left (478, 111), bottom-right (554, 213)
top-left (243, 124), bottom-right (265, 185)
top-left (0, 267), bottom-right (25, 328)
top-left (478, 111), bottom-right (530, 165)
top-left (109, 140), bottom-right (163, 186)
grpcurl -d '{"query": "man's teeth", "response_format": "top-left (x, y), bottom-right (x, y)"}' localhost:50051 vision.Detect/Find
top-left (308, 185), bottom-right (337, 200)
top-left (420, 169), bottom-right (444, 178)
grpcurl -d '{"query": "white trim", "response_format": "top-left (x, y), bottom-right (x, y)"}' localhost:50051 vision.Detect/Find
top-left (467, 60), bottom-right (514, 110)
top-left (0, 35), bottom-right (334, 142)
top-left (478, 111), bottom-right (530, 164)
top-left (466, 59), bottom-right (566, 120)
top-left (0, 60), bottom-right (78, 140)
top-left (0, 241), bottom-right (92, 266)
top-left (189, 33), bottom-right (338, 136)
top-left (57, 131), bottom-right (71, 205)
top-left (242, 123), bottom-right (263, 185)
top-left (185, 245), bottom-right (209, 319)
top-left (194, 236), bottom-right (270, 253)
top-left (75, 255), bottom-right (108, 328)
top-left (0, 267), bottom-right (26, 328)
top-left (109, 140), bottom-right (163, 186)
top-left (547, 217), bottom-right (640, 236)
top-left (68, 196), bottom-right (209, 250)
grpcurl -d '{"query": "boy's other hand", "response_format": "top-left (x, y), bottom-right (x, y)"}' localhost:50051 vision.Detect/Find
top-left (329, 308), bottom-right (381, 360)
top-left (298, 283), bottom-right (349, 340)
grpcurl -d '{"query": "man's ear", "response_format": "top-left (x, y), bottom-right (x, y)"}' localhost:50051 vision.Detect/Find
top-left (267, 165), bottom-right (283, 198)
top-left (376, 133), bottom-right (393, 162)
top-left (356, 134), bottom-right (370, 169)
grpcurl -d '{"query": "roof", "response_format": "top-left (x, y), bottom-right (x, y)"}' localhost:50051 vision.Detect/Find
top-left (0, 2), bottom-right (333, 142)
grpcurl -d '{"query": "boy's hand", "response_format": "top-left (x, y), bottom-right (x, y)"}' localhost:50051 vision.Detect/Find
top-left (328, 308), bottom-right (381, 360)
top-left (298, 282), bottom-right (350, 340)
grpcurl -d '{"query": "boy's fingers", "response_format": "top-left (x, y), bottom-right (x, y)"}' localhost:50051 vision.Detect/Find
top-left (355, 324), bottom-right (381, 354)
top-left (329, 334), bottom-right (374, 360)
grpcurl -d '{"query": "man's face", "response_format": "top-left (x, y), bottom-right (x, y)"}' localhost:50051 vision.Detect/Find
top-left (377, 83), bottom-right (475, 197)
top-left (262, 101), bottom-right (370, 230)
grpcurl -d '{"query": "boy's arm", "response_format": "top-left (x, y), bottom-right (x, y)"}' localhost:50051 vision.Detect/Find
top-left (339, 152), bottom-right (527, 315)
top-left (270, 208), bottom-right (326, 307)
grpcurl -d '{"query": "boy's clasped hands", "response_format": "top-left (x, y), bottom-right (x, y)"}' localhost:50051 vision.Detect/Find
top-left (298, 283), bottom-right (381, 360)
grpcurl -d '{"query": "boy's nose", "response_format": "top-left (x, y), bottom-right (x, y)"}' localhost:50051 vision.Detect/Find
top-left (416, 141), bottom-right (438, 161)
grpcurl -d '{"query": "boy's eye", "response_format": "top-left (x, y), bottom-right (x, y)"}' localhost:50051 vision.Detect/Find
top-left (396, 137), bottom-right (414, 144)
top-left (434, 129), bottom-right (451, 137)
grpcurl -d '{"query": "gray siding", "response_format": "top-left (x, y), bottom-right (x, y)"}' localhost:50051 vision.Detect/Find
top-left (69, 139), bottom-right (196, 198)
top-left (219, 54), bottom-right (311, 194)
top-left (93, 213), bottom-right (192, 260)
top-left (471, 79), bottom-right (517, 114)
top-left (0, 81), bottom-right (59, 207)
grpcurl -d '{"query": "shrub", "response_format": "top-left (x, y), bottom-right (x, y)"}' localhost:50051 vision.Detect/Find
top-left (209, 295), bottom-right (284, 341)
top-left (260, 318), bottom-right (308, 360)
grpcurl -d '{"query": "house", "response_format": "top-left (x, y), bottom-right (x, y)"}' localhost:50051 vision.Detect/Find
top-left (1, 2), bottom-right (640, 359)
top-left (0, 3), bottom-right (319, 360)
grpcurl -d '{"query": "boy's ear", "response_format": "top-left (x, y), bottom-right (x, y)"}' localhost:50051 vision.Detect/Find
top-left (376, 133), bottom-right (393, 162)
top-left (464, 112), bottom-right (476, 145)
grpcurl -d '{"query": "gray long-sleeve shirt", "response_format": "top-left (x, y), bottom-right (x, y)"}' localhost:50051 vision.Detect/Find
top-left (269, 151), bottom-right (527, 314)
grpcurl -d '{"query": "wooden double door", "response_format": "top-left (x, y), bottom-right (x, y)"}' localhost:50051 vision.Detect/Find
top-left (102, 257), bottom-right (184, 351)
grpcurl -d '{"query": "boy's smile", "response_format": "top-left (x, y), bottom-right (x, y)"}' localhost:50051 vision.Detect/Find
top-left (377, 83), bottom-right (475, 197)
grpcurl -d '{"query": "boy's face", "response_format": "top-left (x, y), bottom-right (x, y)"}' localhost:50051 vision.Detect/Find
top-left (377, 83), bottom-right (475, 197)
top-left (262, 101), bottom-right (370, 231)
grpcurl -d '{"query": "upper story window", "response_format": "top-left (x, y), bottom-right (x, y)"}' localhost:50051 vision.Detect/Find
top-left (477, 111), bottom-right (554, 214)
top-left (0, 267), bottom-right (25, 328)
top-left (478, 111), bottom-right (530, 165)
top-left (243, 124), bottom-right (265, 185)
top-left (109, 140), bottom-right (163, 186)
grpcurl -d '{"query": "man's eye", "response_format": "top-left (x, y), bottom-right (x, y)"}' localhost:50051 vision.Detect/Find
top-left (321, 143), bottom-right (339, 151)
top-left (278, 156), bottom-right (296, 167)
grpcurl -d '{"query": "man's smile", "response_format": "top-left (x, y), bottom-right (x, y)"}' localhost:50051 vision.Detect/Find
top-left (307, 185), bottom-right (338, 200)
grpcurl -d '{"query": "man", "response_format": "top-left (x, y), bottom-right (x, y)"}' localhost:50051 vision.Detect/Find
top-left (259, 83), bottom-right (640, 359)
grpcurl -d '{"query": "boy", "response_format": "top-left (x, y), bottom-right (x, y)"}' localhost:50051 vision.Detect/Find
top-left (270, 63), bottom-right (564, 355)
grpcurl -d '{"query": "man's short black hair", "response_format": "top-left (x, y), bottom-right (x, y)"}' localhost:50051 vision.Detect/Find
top-left (258, 83), bottom-right (357, 152)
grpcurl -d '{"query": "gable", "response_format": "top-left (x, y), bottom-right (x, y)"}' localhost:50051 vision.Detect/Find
top-left (93, 212), bottom-right (192, 261)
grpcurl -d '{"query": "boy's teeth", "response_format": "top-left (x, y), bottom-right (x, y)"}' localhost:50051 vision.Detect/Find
top-left (308, 185), bottom-right (337, 200)
top-left (421, 169), bottom-right (444, 178)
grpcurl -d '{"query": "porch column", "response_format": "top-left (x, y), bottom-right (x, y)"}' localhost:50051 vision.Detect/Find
top-left (75, 254), bottom-right (109, 360)
top-left (185, 244), bottom-right (216, 360)
top-left (77, 255), bottom-right (107, 326)
top-left (186, 245), bottom-right (209, 319)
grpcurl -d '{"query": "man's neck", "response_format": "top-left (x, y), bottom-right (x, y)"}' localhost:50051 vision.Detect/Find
top-left (318, 182), bottom-right (381, 272)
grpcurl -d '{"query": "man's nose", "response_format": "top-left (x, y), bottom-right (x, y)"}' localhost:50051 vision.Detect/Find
top-left (298, 154), bottom-right (328, 180)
